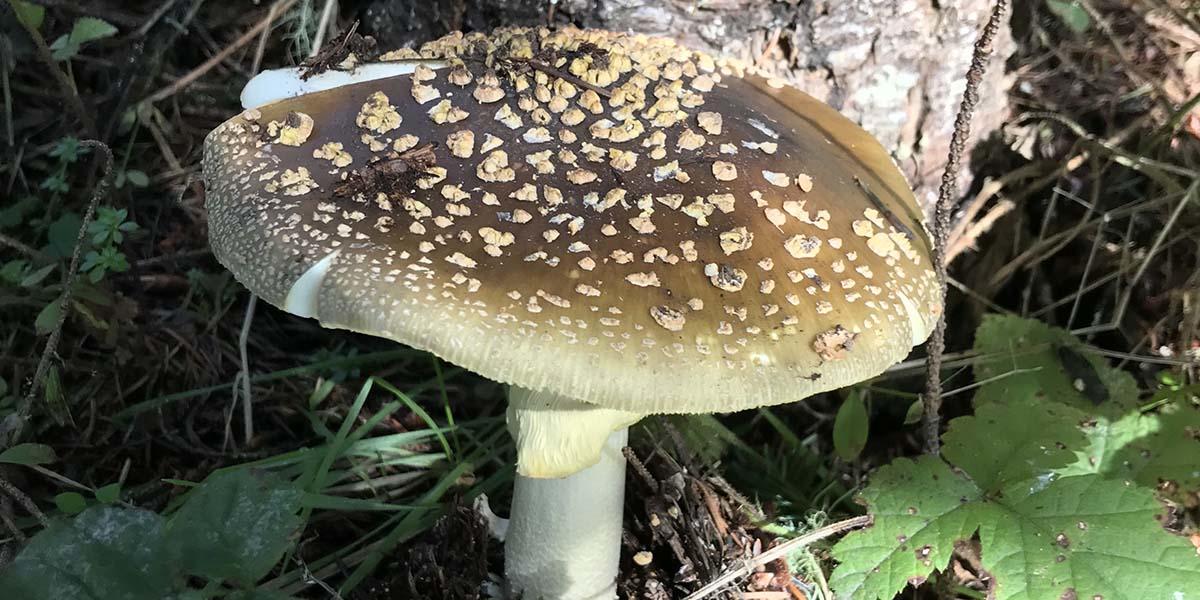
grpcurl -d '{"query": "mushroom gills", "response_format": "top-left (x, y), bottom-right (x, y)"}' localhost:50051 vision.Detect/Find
top-left (241, 61), bottom-right (449, 109)
top-left (284, 250), bottom-right (340, 318)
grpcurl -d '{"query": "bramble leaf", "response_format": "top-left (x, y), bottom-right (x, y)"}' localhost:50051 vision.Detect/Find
top-left (972, 314), bottom-right (1139, 417)
top-left (941, 400), bottom-right (1084, 493)
top-left (1062, 404), bottom-right (1200, 495)
top-left (830, 403), bottom-right (1200, 599)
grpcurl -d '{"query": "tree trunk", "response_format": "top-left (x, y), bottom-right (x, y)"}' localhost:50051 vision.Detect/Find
top-left (356, 0), bottom-right (1014, 215)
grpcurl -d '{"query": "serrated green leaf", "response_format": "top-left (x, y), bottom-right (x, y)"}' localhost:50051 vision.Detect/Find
top-left (1062, 405), bottom-right (1200, 495)
top-left (831, 456), bottom-right (1200, 599)
top-left (11, 0), bottom-right (44, 30)
top-left (166, 470), bottom-right (303, 584)
top-left (942, 400), bottom-right (1084, 492)
top-left (830, 456), bottom-right (985, 598)
top-left (831, 399), bottom-right (1200, 600)
top-left (54, 491), bottom-right (87, 515)
top-left (972, 314), bottom-right (1139, 417)
top-left (834, 391), bottom-right (869, 461)
top-left (69, 17), bottom-right (118, 44)
top-left (0, 443), bottom-right (57, 466)
top-left (0, 506), bottom-right (178, 599)
top-left (50, 17), bottom-right (118, 61)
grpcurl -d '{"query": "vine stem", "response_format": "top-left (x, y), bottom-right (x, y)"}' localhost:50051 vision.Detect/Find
top-left (923, 0), bottom-right (1010, 455)
top-left (1, 141), bottom-right (113, 450)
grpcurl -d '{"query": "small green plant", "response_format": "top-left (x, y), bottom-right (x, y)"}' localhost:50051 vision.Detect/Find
top-left (48, 16), bottom-right (117, 62)
top-left (80, 206), bottom-right (138, 281)
top-left (830, 315), bottom-right (1200, 599)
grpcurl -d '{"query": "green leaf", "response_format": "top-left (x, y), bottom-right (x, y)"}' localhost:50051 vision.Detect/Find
top-left (34, 300), bottom-right (61, 335)
top-left (941, 400), bottom-right (1084, 493)
top-left (1061, 404), bottom-right (1200, 495)
top-left (96, 483), bottom-right (121, 504)
top-left (125, 170), bottom-right (149, 188)
top-left (833, 391), bottom-right (869, 461)
top-left (45, 212), bottom-right (82, 258)
top-left (19, 263), bottom-right (56, 288)
top-left (42, 364), bottom-right (70, 425)
top-left (972, 314), bottom-right (1139, 417)
top-left (0, 444), bottom-right (56, 465)
top-left (1046, 0), bottom-right (1091, 35)
top-left (166, 470), bottom-right (303, 584)
top-left (0, 506), bottom-right (178, 599)
top-left (50, 17), bottom-right (118, 61)
top-left (11, 0), bottom-right (44, 30)
top-left (0, 443), bottom-right (57, 466)
top-left (69, 17), bottom-right (119, 45)
top-left (831, 457), bottom-right (1200, 599)
top-left (902, 399), bottom-right (923, 425)
top-left (830, 401), bottom-right (1200, 599)
top-left (54, 492), bottom-right (87, 515)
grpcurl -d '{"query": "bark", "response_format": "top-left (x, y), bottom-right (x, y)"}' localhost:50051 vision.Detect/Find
top-left (355, 0), bottom-right (1014, 214)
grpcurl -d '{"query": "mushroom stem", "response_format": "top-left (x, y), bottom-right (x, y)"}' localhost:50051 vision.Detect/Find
top-left (505, 426), bottom-right (628, 600)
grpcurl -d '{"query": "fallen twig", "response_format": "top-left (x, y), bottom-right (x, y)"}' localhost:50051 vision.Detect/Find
top-left (683, 515), bottom-right (872, 600)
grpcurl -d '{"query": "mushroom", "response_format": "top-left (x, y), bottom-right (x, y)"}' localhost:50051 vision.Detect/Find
top-left (203, 28), bottom-right (941, 600)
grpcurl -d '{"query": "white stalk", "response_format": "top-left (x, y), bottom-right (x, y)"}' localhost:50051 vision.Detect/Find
top-left (505, 427), bottom-right (628, 600)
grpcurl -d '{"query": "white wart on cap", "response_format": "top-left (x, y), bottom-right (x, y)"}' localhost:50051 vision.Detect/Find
top-left (203, 27), bottom-right (942, 417)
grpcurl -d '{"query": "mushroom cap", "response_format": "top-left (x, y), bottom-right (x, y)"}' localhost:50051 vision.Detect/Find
top-left (203, 27), bottom-right (941, 415)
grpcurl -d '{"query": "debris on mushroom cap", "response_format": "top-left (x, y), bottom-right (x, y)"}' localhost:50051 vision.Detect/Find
top-left (203, 27), bottom-right (941, 415)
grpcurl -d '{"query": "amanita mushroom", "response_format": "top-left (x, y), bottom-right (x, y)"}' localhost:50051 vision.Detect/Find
top-left (203, 28), bottom-right (940, 600)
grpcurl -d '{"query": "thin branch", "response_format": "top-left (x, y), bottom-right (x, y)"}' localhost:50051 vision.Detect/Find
top-left (923, 0), bottom-right (1009, 455)
top-left (0, 472), bottom-right (49, 529)
top-left (2, 141), bottom-right (112, 449)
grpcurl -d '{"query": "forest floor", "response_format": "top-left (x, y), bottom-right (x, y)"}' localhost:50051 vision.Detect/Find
top-left (0, 1), bottom-right (1197, 599)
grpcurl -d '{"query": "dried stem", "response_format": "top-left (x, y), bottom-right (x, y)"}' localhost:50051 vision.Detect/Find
top-left (684, 515), bottom-right (873, 599)
top-left (923, 0), bottom-right (1009, 455)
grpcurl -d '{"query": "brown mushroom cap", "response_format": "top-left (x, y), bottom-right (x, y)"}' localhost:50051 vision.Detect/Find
top-left (203, 27), bottom-right (941, 415)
